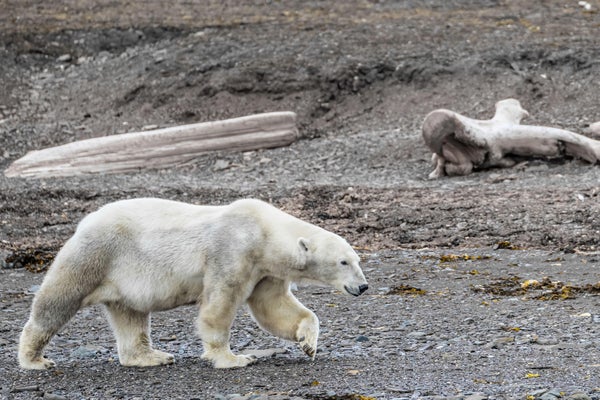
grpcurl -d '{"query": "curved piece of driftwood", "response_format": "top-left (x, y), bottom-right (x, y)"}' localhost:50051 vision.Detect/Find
top-left (422, 99), bottom-right (600, 179)
top-left (5, 112), bottom-right (298, 178)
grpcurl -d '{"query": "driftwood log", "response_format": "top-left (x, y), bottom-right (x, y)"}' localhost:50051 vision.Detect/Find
top-left (422, 99), bottom-right (600, 179)
top-left (4, 112), bottom-right (298, 178)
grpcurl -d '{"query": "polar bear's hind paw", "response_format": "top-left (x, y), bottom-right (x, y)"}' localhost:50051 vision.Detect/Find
top-left (120, 349), bottom-right (175, 367)
top-left (203, 352), bottom-right (257, 368)
top-left (19, 356), bottom-right (56, 370)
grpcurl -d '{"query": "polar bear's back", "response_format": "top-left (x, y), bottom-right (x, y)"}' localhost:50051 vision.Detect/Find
top-left (80, 198), bottom-right (220, 231)
top-left (73, 198), bottom-right (320, 260)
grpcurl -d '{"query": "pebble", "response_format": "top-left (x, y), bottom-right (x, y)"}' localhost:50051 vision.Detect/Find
top-left (464, 394), bottom-right (487, 400)
top-left (533, 337), bottom-right (559, 346)
top-left (57, 54), bottom-right (72, 63)
top-left (486, 336), bottom-right (514, 349)
top-left (568, 394), bottom-right (591, 400)
top-left (71, 344), bottom-right (108, 359)
top-left (540, 390), bottom-right (562, 400)
top-left (28, 284), bottom-right (41, 293)
top-left (586, 121), bottom-right (600, 136)
top-left (44, 393), bottom-right (68, 400)
top-left (11, 385), bottom-right (39, 393)
top-left (407, 331), bottom-right (428, 339)
top-left (356, 335), bottom-right (369, 342)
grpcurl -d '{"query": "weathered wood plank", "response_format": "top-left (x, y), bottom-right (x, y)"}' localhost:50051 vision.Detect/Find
top-left (5, 112), bottom-right (298, 178)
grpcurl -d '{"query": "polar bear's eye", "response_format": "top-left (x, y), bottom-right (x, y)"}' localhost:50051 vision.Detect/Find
top-left (340, 260), bottom-right (348, 266)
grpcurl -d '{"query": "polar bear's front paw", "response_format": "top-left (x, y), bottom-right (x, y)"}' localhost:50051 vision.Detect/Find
top-left (203, 352), bottom-right (257, 369)
top-left (296, 317), bottom-right (319, 359)
top-left (19, 356), bottom-right (56, 370)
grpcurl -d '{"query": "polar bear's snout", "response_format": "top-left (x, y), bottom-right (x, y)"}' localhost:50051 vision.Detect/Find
top-left (344, 283), bottom-right (369, 297)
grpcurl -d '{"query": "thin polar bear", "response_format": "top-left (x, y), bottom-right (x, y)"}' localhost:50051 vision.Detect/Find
top-left (18, 198), bottom-right (368, 369)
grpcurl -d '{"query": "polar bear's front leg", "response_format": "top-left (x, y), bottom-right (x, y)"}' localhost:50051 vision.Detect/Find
top-left (104, 303), bottom-right (174, 367)
top-left (247, 277), bottom-right (320, 359)
top-left (197, 288), bottom-right (256, 368)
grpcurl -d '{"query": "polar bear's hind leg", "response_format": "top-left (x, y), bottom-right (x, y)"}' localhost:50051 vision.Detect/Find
top-left (18, 265), bottom-right (94, 369)
top-left (104, 303), bottom-right (174, 367)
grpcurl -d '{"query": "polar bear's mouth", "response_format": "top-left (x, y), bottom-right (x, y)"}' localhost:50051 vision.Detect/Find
top-left (344, 284), bottom-right (368, 296)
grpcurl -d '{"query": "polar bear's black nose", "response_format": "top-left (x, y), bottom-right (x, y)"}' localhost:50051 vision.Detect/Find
top-left (358, 284), bottom-right (369, 294)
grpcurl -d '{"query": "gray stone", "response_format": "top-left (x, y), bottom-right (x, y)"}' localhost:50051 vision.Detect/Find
top-left (407, 331), bottom-right (428, 339)
top-left (71, 345), bottom-right (107, 359)
top-left (465, 393), bottom-right (488, 400)
top-left (568, 393), bottom-right (591, 400)
top-left (44, 393), bottom-right (68, 400)
top-left (57, 54), bottom-right (72, 63)
top-left (540, 391), bottom-right (561, 400)
top-left (529, 389), bottom-right (549, 397)
top-left (27, 284), bottom-right (40, 293)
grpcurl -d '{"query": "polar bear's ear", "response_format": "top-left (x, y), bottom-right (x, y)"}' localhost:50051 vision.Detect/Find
top-left (298, 237), bottom-right (311, 253)
top-left (296, 237), bottom-right (311, 269)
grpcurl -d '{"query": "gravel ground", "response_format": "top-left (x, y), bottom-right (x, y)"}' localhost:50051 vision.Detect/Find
top-left (1, 1), bottom-right (599, 399)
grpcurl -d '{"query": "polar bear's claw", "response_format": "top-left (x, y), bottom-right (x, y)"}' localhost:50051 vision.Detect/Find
top-left (296, 314), bottom-right (319, 360)
top-left (301, 343), bottom-right (316, 358)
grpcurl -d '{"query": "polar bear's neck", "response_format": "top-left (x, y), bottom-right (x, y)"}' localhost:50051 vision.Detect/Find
top-left (260, 214), bottom-right (324, 277)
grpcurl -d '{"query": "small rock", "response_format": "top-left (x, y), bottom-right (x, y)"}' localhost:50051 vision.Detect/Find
top-left (407, 331), bottom-right (428, 339)
top-left (356, 335), bottom-right (369, 342)
top-left (465, 393), bottom-right (488, 400)
top-left (11, 386), bottom-right (39, 393)
top-left (585, 121), bottom-right (600, 137)
top-left (27, 284), bottom-right (41, 294)
top-left (57, 54), bottom-right (72, 63)
top-left (529, 389), bottom-right (549, 397)
top-left (486, 336), bottom-right (514, 349)
top-left (71, 344), bottom-right (107, 359)
top-left (213, 159), bottom-right (230, 171)
top-left (540, 390), bottom-right (561, 400)
top-left (568, 393), bottom-right (591, 400)
top-left (44, 393), bottom-right (68, 400)
top-left (533, 337), bottom-right (559, 346)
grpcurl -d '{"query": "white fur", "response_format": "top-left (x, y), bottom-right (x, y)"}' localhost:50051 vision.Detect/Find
top-left (18, 198), bottom-right (368, 369)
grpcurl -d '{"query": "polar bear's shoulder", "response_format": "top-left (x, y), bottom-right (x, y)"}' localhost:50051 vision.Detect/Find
top-left (226, 199), bottom-right (301, 224)
top-left (227, 198), bottom-right (279, 215)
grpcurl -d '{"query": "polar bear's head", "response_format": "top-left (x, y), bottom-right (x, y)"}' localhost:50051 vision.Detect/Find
top-left (296, 232), bottom-right (368, 296)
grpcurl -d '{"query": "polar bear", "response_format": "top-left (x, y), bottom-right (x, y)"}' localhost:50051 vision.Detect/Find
top-left (18, 198), bottom-right (368, 370)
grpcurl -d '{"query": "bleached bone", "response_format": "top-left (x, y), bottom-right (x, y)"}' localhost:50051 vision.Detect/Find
top-left (422, 99), bottom-right (600, 179)
top-left (5, 112), bottom-right (298, 178)
top-left (584, 121), bottom-right (600, 137)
